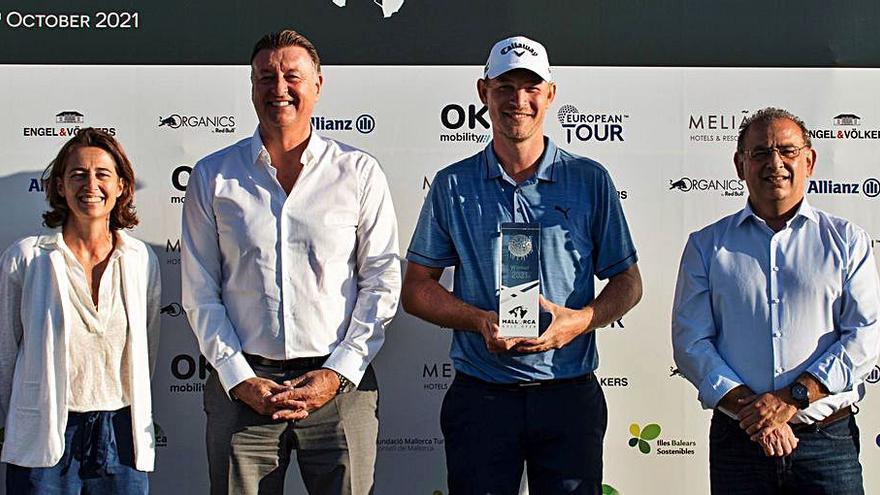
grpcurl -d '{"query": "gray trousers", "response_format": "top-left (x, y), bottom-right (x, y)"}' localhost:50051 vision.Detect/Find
top-left (204, 364), bottom-right (379, 495)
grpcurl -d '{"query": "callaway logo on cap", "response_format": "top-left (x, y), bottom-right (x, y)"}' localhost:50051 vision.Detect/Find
top-left (484, 35), bottom-right (552, 82)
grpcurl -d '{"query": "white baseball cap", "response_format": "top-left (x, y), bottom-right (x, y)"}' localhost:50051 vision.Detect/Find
top-left (483, 35), bottom-right (552, 82)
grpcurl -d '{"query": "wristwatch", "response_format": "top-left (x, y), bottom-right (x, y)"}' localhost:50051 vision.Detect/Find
top-left (790, 381), bottom-right (810, 409)
top-left (332, 370), bottom-right (355, 395)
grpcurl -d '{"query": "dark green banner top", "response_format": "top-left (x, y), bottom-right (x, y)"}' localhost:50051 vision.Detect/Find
top-left (1, 0), bottom-right (879, 67)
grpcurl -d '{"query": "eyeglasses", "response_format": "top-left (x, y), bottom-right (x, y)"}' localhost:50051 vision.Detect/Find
top-left (744, 145), bottom-right (809, 160)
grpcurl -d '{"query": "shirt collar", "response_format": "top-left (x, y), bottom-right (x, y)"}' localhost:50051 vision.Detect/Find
top-left (301, 127), bottom-right (327, 166)
top-left (250, 127), bottom-right (268, 167)
top-left (40, 230), bottom-right (130, 259)
top-left (735, 198), bottom-right (818, 228)
top-left (35, 231), bottom-right (65, 253)
top-left (250, 125), bottom-right (327, 169)
top-left (482, 136), bottom-right (558, 183)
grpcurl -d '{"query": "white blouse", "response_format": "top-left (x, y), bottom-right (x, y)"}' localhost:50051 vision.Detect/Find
top-left (59, 239), bottom-right (131, 412)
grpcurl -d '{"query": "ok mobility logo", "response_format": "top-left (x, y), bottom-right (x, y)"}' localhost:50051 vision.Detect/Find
top-left (439, 103), bottom-right (490, 144)
top-left (169, 353), bottom-right (211, 394)
top-left (169, 164), bottom-right (192, 205)
top-left (629, 422), bottom-right (696, 456)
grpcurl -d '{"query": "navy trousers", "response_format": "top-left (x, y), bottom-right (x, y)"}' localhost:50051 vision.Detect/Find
top-left (441, 372), bottom-right (606, 495)
top-left (709, 411), bottom-right (863, 495)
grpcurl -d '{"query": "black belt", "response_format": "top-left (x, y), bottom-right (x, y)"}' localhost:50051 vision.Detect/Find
top-left (455, 371), bottom-right (593, 390)
top-left (243, 353), bottom-right (328, 371)
top-left (790, 405), bottom-right (853, 432)
top-left (716, 405), bottom-right (853, 431)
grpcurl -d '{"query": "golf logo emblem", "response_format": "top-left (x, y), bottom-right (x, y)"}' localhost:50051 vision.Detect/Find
top-left (508, 234), bottom-right (533, 259)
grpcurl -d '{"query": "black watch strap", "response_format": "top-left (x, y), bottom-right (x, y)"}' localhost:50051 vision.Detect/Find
top-left (790, 381), bottom-right (810, 409)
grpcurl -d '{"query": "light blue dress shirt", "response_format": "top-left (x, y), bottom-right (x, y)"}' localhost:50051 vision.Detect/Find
top-left (408, 138), bottom-right (637, 383)
top-left (672, 199), bottom-right (880, 423)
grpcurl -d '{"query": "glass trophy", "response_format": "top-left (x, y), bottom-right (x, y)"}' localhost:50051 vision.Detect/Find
top-left (499, 222), bottom-right (540, 337)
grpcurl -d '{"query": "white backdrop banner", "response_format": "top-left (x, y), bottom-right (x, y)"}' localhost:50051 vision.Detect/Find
top-left (1, 65), bottom-right (879, 494)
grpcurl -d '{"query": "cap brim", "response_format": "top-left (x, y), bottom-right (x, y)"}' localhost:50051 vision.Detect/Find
top-left (485, 63), bottom-right (551, 82)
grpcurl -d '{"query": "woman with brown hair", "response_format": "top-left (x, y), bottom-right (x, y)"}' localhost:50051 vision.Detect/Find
top-left (0, 127), bottom-right (160, 493)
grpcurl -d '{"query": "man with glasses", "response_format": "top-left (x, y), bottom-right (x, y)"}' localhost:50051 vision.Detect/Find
top-left (672, 107), bottom-right (880, 493)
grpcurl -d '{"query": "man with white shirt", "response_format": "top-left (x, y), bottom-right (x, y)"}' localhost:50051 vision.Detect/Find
top-left (672, 107), bottom-right (880, 494)
top-left (181, 30), bottom-right (400, 495)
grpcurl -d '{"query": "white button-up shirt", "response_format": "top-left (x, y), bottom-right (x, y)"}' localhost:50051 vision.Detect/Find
top-left (672, 200), bottom-right (880, 423)
top-left (182, 128), bottom-right (401, 392)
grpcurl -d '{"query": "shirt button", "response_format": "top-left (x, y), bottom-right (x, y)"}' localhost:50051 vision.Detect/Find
top-left (776, 367), bottom-right (784, 374)
top-left (772, 266), bottom-right (780, 272)
top-left (773, 332), bottom-right (781, 337)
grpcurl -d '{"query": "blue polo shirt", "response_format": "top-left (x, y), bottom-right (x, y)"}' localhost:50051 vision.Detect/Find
top-left (407, 138), bottom-right (637, 383)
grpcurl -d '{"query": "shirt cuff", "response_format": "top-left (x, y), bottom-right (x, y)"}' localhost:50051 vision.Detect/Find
top-left (791, 388), bottom-right (861, 424)
top-left (323, 346), bottom-right (368, 387)
top-left (698, 364), bottom-right (744, 410)
top-left (214, 352), bottom-right (257, 396)
top-left (405, 249), bottom-right (456, 268)
top-left (596, 251), bottom-right (638, 280)
top-left (806, 356), bottom-right (851, 395)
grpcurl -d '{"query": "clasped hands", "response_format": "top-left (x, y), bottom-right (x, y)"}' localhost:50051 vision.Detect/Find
top-left (230, 368), bottom-right (341, 421)
top-left (735, 391), bottom-right (799, 457)
top-left (478, 295), bottom-right (590, 354)
top-left (477, 297), bottom-right (804, 458)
